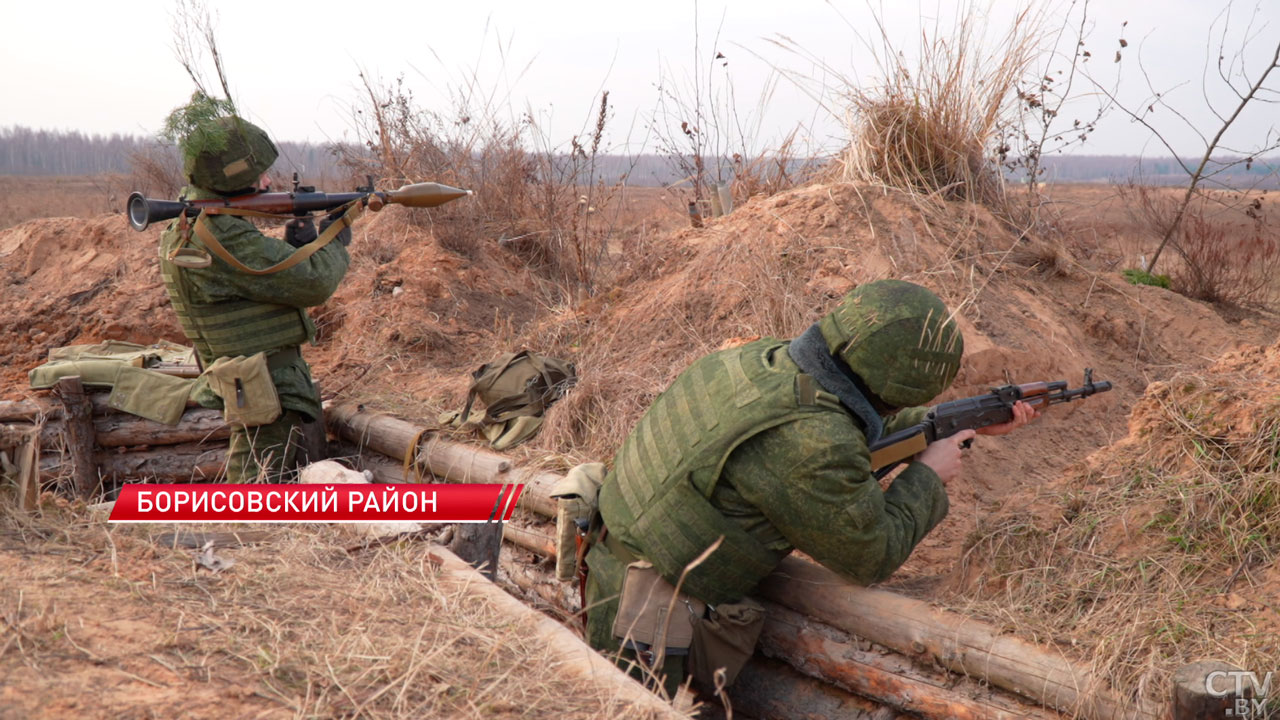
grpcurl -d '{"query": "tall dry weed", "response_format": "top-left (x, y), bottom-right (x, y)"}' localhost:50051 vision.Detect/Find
top-left (771, 3), bottom-right (1045, 215)
top-left (836, 7), bottom-right (1041, 210)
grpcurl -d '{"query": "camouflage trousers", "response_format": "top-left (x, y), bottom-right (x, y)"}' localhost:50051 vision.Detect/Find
top-left (226, 410), bottom-right (304, 483)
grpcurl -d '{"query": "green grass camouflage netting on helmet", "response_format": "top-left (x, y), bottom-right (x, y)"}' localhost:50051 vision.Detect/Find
top-left (163, 93), bottom-right (278, 193)
top-left (818, 279), bottom-right (963, 408)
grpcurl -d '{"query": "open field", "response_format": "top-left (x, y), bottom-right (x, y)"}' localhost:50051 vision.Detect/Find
top-left (2, 170), bottom-right (1279, 718)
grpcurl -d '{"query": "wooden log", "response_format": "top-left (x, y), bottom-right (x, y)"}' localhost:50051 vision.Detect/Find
top-left (42, 444), bottom-right (225, 482)
top-left (503, 523), bottom-right (556, 557)
top-left (8, 426), bottom-right (41, 511)
top-left (758, 602), bottom-right (1064, 720)
top-left (498, 549), bottom-right (580, 625)
top-left (425, 544), bottom-right (686, 718)
top-left (325, 402), bottom-right (436, 465)
top-left (729, 656), bottom-right (890, 720)
top-left (2, 394), bottom-right (203, 424)
top-left (758, 556), bottom-right (1158, 720)
top-left (324, 403), bottom-right (558, 516)
top-left (56, 377), bottom-right (99, 499)
top-left (0, 399), bottom-right (52, 423)
top-left (1172, 661), bottom-right (1256, 720)
top-left (92, 408), bottom-right (228, 447)
top-left (450, 522), bottom-right (504, 580)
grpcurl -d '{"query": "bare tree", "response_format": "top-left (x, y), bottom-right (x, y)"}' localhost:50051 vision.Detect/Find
top-left (1098, 2), bottom-right (1280, 274)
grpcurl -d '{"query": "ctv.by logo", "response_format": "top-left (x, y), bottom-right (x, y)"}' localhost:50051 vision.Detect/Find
top-left (1205, 670), bottom-right (1275, 718)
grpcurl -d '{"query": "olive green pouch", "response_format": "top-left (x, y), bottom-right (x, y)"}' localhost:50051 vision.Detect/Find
top-left (107, 366), bottom-right (195, 426)
top-left (202, 353), bottom-right (281, 427)
top-left (688, 598), bottom-right (765, 688)
top-left (612, 561), bottom-right (706, 650)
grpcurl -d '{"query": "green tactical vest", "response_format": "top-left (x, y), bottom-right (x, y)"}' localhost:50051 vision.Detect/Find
top-left (598, 338), bottom-right (847, 606)
top-left (159, 219), bottom-right (313, 366)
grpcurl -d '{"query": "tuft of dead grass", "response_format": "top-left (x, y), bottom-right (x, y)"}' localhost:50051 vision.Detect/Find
top-left (820, 4), bottom-right (1044, 213)
top-left (953, 341), bottom-right (1280, 706)
top-left (0, 498), bottom-right (682, 719)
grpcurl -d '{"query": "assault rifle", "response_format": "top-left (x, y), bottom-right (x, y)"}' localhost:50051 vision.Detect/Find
top-left (868, 369), bottom-right (1113, 479)
top-left (126, 175), bottom-right (471, 231)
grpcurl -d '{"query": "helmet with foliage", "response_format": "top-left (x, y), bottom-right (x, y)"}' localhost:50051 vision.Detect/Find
top-left (817, 279), bottom-right (963, 408)
top-left (165, 93), bottom-right (277, 193)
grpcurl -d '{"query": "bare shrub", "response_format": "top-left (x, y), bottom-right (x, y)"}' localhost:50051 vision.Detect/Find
top-left (126, 141), bottom-right (183, 199)
top-left (1120, 181), bottom-right (1280, 307)
top-left (651, 32), bottom-right (819, 213)
top-left (337, 73), bottom-right (624, 299)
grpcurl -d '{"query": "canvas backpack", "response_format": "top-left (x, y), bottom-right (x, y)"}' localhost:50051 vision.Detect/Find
top-left (443, 351), bottom-right (576, 450)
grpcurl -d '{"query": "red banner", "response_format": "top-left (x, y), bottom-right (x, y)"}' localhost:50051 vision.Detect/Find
top-left (107, 483), bottom-right (523, 523)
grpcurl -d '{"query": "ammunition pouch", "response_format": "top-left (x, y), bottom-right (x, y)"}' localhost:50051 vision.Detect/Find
top-left (202, 351), bottom-right (283, 427)
top-left (688, 598), bottom-right (765, 689)
top-left (612, 561), bottom-right (706, 652)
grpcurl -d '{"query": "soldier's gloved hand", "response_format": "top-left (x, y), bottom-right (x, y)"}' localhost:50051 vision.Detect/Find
top-left (284, 217), bottom-right (318, 248)
top-left (319, 210), bottom-right (353, 247)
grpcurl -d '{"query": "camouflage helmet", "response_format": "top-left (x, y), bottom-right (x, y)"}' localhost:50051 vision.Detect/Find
top-left (180, 116), bottom-right (278, 193)
top-left (818, 280), bottom-right (963, 408)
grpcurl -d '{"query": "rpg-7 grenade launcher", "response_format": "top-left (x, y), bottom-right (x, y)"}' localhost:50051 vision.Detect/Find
top-left (868, 369), bottom-right (1113, 479)
top-left (126, 175), bottom-right (471, 232)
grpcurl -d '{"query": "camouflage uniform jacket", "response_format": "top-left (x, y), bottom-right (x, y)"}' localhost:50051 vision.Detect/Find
top-left (710, 402), bottom-right (946, 586)
top-left (585, 340), bottom-right (949, 653)
top-left (159, 186), bottom-right (351, 422)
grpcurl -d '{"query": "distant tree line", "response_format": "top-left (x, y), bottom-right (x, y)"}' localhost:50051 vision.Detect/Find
top-left (0, 127), bottom-right (143, 175)
top-left (2, 126), bottom-right (1276, 189)
top-left (0, 126), bottom-right (350, 182)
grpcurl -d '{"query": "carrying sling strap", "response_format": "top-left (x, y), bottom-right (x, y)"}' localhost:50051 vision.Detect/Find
top-left (169, 200), bottom-right (363, 274)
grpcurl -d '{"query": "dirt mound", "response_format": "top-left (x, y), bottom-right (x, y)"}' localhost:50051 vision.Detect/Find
top-left (951, 339), bottom-right (1280, 701)
top-left (0, 215), bottom-right (180, 392)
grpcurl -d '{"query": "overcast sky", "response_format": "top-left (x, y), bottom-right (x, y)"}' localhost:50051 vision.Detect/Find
top-left (3, 0), bottom-right (1278, 161)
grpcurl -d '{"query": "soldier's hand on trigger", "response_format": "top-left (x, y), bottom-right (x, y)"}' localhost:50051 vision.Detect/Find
top-left (319, 209), bottom-right (353, 247)
top-left (917, 429), bottom-right (976, 486)
top-left (284, 216), bottom-right (318, 248)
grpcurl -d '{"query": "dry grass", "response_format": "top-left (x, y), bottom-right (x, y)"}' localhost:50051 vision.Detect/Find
top-left (820, 4), bottom-right (1044, 212)
top-left (337, 73), bottom-right (633, 304)
top-left (0, 496), bottom-right (680, 719)
top-left (954, 343), bottom-right (1280, 706)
